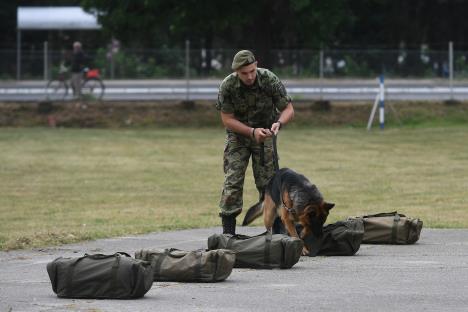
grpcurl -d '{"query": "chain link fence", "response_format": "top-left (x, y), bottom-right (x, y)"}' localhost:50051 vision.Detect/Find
top-left (3, 47), bottom-right (468, 80)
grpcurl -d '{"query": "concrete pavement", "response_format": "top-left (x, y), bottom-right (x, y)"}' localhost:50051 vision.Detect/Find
top-left (1, 227), bottom-right (468, 312)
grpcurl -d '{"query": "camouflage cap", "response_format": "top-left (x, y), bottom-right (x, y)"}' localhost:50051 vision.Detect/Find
top-left (231, 50), bottom-right (256, 70)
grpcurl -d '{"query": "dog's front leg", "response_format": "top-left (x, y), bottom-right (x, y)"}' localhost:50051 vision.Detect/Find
top-left (280, 209), bottom-right (309, 256)
top-left (299, 226), bottom-right (311, 256)
top-left (280, 211), bottom-right (299, 238)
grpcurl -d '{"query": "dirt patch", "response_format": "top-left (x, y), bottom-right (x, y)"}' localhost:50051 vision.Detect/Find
top-left (1, 100), bottom-right (467, 128)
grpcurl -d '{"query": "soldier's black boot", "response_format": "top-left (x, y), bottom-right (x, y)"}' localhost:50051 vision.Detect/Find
top-left (222, 216), bottom-right (236, 235)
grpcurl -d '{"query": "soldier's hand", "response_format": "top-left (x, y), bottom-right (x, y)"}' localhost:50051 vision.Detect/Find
top-left (271, 121), bottom-right (282, 135)
top-left (254, 128), bottom-right (272, 143)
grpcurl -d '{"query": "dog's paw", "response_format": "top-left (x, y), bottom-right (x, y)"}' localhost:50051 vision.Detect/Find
top-left (301, 246), bottom-right (310, 256)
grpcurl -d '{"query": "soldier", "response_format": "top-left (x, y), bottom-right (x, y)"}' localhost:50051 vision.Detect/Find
top-left (216, 50), bottom-right (294, 235)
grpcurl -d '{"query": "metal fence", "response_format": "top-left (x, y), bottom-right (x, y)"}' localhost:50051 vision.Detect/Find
top-left (3, 46), bottom-right (468, 80)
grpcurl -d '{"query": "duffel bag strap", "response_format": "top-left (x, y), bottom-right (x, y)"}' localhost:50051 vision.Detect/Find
top-left (194, 250), bottom-right (203, 280)
top-left (263, 231), bottom-right (272, 269)
top-left (391, 214), bottom-right (401, 243)
top-left (153, 249), bottom-right (170, 280)
top-left (110, 254), bottom-right (121, 296)
top-left (226, 235), bottom-right (237, 249)
top-left (211, 251), bottom-right (219, 282)
top-left (65, 256), bottom-right (87, 297)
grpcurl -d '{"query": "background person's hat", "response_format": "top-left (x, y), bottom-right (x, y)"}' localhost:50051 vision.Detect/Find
top-left (231, 50), bottom-right (256, 70)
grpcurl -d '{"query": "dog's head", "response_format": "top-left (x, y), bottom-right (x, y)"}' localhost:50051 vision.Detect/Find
top-left (300, 201), bottom-right (334, 238)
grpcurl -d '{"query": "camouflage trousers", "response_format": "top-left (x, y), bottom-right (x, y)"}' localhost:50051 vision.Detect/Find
top-left (219, 131), bottom-right (276, 218)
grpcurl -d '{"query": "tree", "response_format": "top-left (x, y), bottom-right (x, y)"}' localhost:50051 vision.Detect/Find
top-left (80, 0), bottom-right (352, 68)
top-left (343, 0), bottom-right (468, 49)
top-left (81, 0), bottom-right (468, 72)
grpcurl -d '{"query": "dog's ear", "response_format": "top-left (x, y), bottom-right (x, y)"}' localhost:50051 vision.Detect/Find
top-left (324, 202), bottom-right (335, 210)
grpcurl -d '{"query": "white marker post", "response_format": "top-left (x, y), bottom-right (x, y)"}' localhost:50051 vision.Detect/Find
top-left (379, 75), bottom-right (385, 130)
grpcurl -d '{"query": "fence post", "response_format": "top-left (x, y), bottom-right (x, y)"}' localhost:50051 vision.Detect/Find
top-left (319, 49), bottom-right (324, 100)
top-left (319, 49), bottom-right (324, 79)
top-left (185, 39), bottom-right (190, 101)
top-left (379, 75), bottom-right (385, 130)
top-left (17, 29), bottom-right (21, 80)
top-left (110, 38), bottom-right (118, 79)
top-left (43, 41), bottom-right (48, 81)
top-left (110, 53), bottom-right (115, 79)
top-left (449, 41), bottom-right (453, 100)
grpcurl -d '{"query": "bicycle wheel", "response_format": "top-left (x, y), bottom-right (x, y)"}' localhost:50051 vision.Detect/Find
top-left (81, 78), bottom-right (105, 100)
top-left (45, 79), bottom-right (68, 101)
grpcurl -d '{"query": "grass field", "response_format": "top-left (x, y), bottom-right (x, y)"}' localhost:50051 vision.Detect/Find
top-left (1, 125), bottom-right (467, 250)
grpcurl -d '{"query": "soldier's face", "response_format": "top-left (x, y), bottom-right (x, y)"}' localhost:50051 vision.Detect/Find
top-left (237, 62), bottom-right (257, 86)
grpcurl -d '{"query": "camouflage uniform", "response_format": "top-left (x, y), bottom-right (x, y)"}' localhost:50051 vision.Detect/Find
top-left (216, 68), bottom-right (291, 217)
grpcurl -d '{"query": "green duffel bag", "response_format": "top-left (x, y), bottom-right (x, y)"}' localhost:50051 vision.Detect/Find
top-left (207, 232), bottom-right (303, 269)
top-left (134, 248), bottom-right (235, 282)
top-left (348, 211), bottom-right (423, 244)
top-left (46, 252), bottom-right (154, 299)
top-left (301, 219), bottom-right (364, 256)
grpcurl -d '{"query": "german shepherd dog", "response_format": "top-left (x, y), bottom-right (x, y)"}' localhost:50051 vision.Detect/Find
top-left (242, 168), bottom-right (334, 255)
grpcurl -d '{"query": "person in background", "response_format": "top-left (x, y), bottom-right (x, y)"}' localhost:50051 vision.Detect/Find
top-left (70, 41), bottom-right (86, 98)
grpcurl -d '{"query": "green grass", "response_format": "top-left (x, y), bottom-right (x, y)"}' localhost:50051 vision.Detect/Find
top-left (1, 126), bottom-right (467, 250)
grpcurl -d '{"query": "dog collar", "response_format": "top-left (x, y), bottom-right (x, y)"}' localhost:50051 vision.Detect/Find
top-left (282, 201), bottom-right (297, 214)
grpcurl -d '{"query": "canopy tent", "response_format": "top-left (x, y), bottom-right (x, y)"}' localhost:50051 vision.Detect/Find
top-left (16, 6), bottom-right (101, 79)
top-left (18, 6), bottom-right (101, 30)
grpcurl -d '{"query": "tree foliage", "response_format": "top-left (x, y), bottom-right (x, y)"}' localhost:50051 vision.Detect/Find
top-left (4, 0), bottom-right (468, 58)
top-left (80, 0), bottom-right (354, 67)
top-left (80, 0), bottom-right (468, 49)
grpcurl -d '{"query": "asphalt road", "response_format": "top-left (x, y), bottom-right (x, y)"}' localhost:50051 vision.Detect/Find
top-left (1, 78), bottom-right (468, 101)
top-left (1, 226), bottom-right (467, 312)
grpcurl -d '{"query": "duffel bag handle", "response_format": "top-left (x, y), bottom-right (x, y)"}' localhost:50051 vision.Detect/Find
top-left (83, 252), bottom-right (131, 259)
top-left (65, 256), bottom-right (86, 297)
top-left (164, 248), bottom-right (191, 259)
top-left (352, 211), bottom-right (406, 219)
top-left (164, 248), bottom-right (206, 258)
top-left (225, 231), bottom-right (272, 249)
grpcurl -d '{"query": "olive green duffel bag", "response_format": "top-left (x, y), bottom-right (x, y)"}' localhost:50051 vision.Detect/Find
top-left (46, 252), bottom-right (154, 299)
top-left (207, 232), bottom-right (303, 269)
top-left (301, 218), bottom-right (365, 256)
top-left (348, 211), bottom-right (423, 244)
top-left (134, 248), bottom-right (235, 282)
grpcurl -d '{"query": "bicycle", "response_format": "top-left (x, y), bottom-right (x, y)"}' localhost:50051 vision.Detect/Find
top-left (45, 64), bottom-right (105, 101)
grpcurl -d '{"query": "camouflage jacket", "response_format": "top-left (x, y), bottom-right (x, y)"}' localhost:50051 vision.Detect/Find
top-left (216, 68), bottom-right (291, 128)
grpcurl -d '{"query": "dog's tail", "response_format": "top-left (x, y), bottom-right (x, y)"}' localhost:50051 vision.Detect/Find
top-left (242, 201), bottom-right (264, 226)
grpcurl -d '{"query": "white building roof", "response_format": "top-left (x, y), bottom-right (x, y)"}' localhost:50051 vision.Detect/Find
top-left (17, 6), bottom-right (101, 30)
